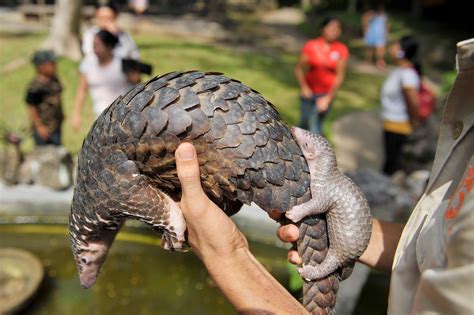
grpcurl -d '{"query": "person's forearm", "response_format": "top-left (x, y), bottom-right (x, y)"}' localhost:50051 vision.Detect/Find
top-left (294, 64), bottom-right (310, 91)
top-left (28, 106), bottom-right (43, 127)
top-left (326, 63), bottom-right (346, 100)
top-left (358, 219), bottom-right (404, 273)
top-left (402, 87), bottom-right (419, 126)
top-left (73, 90), bottom-right (85, 116)
top-left (326, 76), bottom-right (342, 100)
top-left (203, 248), bottom-right (308, 314)
top-left (73, 75), bottom-right (88, 115)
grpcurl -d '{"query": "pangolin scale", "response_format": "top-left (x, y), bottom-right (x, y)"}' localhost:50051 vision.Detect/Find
top-left (70, 70), bottom-right (343, 314)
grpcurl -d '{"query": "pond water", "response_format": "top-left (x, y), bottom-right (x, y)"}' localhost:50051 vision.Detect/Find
top-left (0, 223), bottom-right (290, 315)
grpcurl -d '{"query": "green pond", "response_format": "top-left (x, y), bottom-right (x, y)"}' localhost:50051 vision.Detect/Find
top-left (0, 214), bottom-right (390, 314)
top-left (0, 222), bottom-right (290, 315)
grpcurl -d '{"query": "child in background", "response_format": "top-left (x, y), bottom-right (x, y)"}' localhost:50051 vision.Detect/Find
top-left (362, 5), bottom-right (388, 69)
top-left (26, 50), bottom-right (64, 146)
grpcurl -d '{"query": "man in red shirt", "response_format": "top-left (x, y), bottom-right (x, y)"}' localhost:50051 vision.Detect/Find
top-left (294, 16), bottom-right (349, 135)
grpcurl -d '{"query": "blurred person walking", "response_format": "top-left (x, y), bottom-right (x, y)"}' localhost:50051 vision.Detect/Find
top-left (82, 2), bottom-right (140, 60)
top-left (381, 36), bottom-right (421, 175)
top-left (294, 17), bottom-right (349, 135)
top-left (72, 30), bottom-right (140, 131)
top-left (362, 4), bottom-right (388, 69)
top-left (26, 51), bottom-right (64, 146)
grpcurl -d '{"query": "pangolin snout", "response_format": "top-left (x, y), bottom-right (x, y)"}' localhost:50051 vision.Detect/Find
top-left (80, 271), bottom-right (98, 289)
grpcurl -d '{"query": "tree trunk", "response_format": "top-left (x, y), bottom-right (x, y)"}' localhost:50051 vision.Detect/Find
top-left (347, 0), bottom-right (357, 13)
top-left (42, 0), bottom-right (83, 61)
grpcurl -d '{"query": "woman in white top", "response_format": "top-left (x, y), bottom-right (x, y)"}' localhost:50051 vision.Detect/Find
top-left (72, 30), bottom-right (140, 131)
top-left (380, 36), bottom-right (421, 175)
top-left (82, 3), bottom-right (140, 60)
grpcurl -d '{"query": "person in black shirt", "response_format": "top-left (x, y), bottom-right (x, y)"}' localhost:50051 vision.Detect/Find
top-left (26, 50), bottom-right (64, 146)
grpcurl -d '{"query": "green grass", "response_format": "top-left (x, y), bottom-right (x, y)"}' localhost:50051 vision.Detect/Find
top-left (0, 32), bottom-right (46, 69)
top-left (0, 31), bottom-right (383, 154)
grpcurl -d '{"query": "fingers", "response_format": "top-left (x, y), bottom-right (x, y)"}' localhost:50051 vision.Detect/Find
top-left (277, 224), bottom-right (299, 243)
top-left (175, 143), bottom-right (203, 199)
top-left (175, 143), bottom-right (216, 221)
top-left (288, 249), bottom-right (303, 265)
top-left (277, 224), bottom-right (302, 265)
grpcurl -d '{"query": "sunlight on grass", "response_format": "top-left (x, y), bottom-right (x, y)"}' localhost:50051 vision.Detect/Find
top-left (0, 32), bottom-right (46, 68)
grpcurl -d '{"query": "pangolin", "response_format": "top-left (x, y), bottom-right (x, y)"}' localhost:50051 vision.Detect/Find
top-left (70, 71), bottom-right (355, 314)
top-left (287, 127), bottom-right (372, 281)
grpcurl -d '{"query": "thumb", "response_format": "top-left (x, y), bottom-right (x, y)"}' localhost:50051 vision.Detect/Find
top-left (175, 142), bottom-right (204, 200)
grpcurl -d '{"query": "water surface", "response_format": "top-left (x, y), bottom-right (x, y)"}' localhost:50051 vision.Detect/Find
top-left (0, 223), bottom-right (289, 315)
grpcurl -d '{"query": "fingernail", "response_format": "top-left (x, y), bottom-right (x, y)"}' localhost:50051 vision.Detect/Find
top-left (177, 144), bottom-right (195, 160)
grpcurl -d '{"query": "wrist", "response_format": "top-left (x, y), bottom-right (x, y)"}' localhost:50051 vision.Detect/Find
top-left (325, 92), bottom-right (334, 100)
top-left (301, 84), bottom-right (311, 91)
top-left (202, 246), bottom-right (249, 273)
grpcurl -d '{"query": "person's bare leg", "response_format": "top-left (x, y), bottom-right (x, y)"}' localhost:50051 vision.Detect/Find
top-left (365, 47), bottom-right (374, 64)
top-left (375, 45), bottom-right (386, 69)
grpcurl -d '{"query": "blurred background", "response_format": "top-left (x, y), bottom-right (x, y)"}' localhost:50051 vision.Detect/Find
top-left (0, 0), bottom-right (470, 314)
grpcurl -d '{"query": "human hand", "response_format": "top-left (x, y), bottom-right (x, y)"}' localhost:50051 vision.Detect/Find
top-left (104, 21), bottom-right (119, 34)
top-left (71, 112), bottom-right (81, 132)
top-left (270, 211), bottom-right (302, 265)
top-left (300, 85), bottom-right (313, 99)
top-left (35, 123), bottom-right (50, 140)
top-left (175, 143), bottom-right (249, 263)
top-left (316, 95), bottom-right (332, 112)
top-left (126, 70), bottom-right (141, 85)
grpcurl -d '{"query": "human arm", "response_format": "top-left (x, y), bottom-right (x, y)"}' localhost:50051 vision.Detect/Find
top-left (294, 53), bottom-right (313, 99)
top-left (28, 105), bottom-right (49, 139)
top-left (316, 58), bottom-right (347, 112)
top-left (26, 87), bottom-right (50, 139)
top-left (125, 69), bottom-right (141, 85)
top-left (175, 143), bottom-right (308, 314)
top-left (276, 218), bottom-right (404, 273)
top-left (71, 74), bottom-right (88, 132)
top-left (402, 86), bottom-right (420, 127)
top-left (400, 69), bottom-right (421, 127)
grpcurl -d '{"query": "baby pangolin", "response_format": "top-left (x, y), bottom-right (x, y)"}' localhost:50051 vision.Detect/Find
top-left (287, 127), bottom-right (373, 281)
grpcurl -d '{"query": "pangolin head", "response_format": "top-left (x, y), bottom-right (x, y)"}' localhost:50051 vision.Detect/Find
top-left (290, 127), bottom-right (335, 166)
top-left (70, 188), bottom-right (121, 288)
top-left (69, 145), bottom-right (124, 289)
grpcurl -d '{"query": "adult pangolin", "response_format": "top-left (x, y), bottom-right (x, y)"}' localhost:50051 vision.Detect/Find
top-left (70, 71), bottom-right (364, 314)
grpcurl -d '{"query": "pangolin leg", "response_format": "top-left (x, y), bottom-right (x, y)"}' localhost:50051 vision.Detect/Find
top-left (157, 193), bottom-right (187, 251)
top-left (338, 261), bottom-right (355, 280)
top-left (299, 248), bottom-right (340, 281)
top-left (124, 183), bottom-right (187, 251)
top-left (286, 199), bottom-right (328, 223)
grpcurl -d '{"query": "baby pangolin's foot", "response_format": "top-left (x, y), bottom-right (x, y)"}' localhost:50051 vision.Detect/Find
top-left (161, 231), bottom-right (188, 252)
top-left (298, 264), bottom-right (327, 281)
top-left (285, 205), bottom-right (305, 223)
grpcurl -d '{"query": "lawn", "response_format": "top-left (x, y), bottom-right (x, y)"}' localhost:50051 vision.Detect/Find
top-left (0, 31), bottom-right (383, 154)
